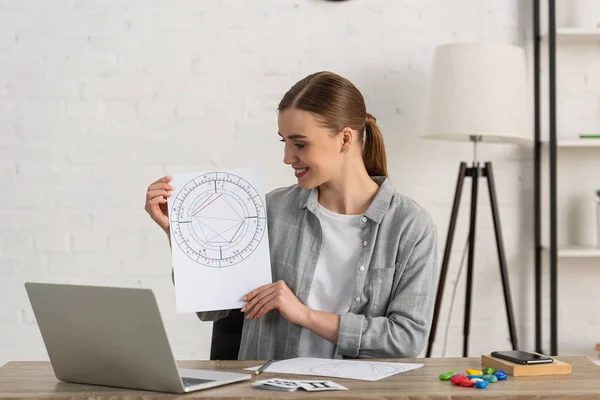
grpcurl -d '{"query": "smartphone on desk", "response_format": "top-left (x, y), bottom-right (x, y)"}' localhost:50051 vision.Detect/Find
top-left (491, 350), bottom-right (553, 365)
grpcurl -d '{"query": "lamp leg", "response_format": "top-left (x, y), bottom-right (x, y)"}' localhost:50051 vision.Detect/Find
top-left (426, 162), bottom-right (468, 358)
top-left (484, 162), bottom-right (519, 350)
top-left (463, 164), bottom-right (480, 357)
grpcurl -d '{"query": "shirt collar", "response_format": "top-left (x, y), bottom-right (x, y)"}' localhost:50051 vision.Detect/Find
top-left (299, 176), bottom-right (393, 224)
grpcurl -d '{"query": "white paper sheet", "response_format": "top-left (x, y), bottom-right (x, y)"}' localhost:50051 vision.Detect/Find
top-left (246, 357), bottom-right (424, 381)
top-left (168, 169), bottom-right (272, 313)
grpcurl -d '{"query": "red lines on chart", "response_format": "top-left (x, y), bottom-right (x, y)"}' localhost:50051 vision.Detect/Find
top-left (192, 193), bottom-right (223, 216)
top-left (196, 216), bottom-right (240, 222)
top-left (222, 195), bottom-right (243, 219)
top-left (201, 221), bottom-right (244, 243)
top-left (191, 193), bottom-right (245, 244)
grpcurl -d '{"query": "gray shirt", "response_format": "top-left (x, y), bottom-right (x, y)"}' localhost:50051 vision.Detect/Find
top-left (196, 176), bottom-right (438, 360)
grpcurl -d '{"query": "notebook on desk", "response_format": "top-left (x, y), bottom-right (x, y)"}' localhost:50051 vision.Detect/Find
top-left (24, 282), bottom-right (250, 393)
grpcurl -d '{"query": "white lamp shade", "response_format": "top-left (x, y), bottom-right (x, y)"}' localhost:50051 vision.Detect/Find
top-left (421, 42), bottom-right (530, 143)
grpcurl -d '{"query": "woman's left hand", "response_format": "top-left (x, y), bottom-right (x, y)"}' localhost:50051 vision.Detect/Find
top-left (242, 280), bottom-right (309, 325)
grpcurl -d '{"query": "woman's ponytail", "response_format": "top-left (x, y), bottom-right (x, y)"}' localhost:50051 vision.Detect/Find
top-left (363, 112), bottom-right (388, 177)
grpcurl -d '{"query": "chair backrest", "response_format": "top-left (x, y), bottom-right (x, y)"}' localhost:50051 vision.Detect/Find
top-left (209, 310), bottom-right (244, 360)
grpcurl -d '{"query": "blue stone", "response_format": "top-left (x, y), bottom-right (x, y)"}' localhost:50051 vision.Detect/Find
top-left (494, 370), bottom-right (508, 380)
top-left (475, 380), bottom-right (489, 389)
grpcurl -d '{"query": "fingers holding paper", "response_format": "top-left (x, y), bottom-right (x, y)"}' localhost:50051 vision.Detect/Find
top-left (144, 176), bottom-right (174, 233)
top-left (242, 280), bottom-right (308, 325)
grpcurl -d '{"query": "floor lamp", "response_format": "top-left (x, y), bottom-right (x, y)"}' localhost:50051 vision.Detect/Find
top-left (421, 43), bottom-right (532, 357)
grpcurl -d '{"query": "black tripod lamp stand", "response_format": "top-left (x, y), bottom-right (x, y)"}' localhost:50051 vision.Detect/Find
top-left (420, 43), bottom-right (531, 357)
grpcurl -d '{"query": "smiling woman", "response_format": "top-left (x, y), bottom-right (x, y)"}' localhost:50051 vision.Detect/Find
top-left (277, 71), bottom-right (387, 190)
top-left (144, 71), bottom-right (438, 361)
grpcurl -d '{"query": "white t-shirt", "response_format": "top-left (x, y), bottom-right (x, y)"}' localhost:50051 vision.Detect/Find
top-left (297, 203), bottom-right (363, 358)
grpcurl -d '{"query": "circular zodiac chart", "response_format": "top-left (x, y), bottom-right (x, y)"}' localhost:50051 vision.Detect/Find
top-left (170, 172), bottom-right (266, 268)
top-left (302, 361), bottom-right (404, 378)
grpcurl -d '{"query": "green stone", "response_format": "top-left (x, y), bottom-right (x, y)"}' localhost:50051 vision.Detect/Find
top-left (439, 372), bottom-right (456, 380)
top-left (483, 374), bottom-right (498, 383)
top-left (482, 367), bottom-right (496, 375)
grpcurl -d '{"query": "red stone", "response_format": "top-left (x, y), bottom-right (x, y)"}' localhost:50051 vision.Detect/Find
top-left (451, 375), bottom-right (469, 385)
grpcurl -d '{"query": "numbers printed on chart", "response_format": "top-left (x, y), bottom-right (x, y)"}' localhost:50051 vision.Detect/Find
top-left (170, 172), bottom-right (266, 268)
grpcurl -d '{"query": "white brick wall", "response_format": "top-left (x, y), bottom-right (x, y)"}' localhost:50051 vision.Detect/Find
top-left (1, 0), bottom-right (598, 367)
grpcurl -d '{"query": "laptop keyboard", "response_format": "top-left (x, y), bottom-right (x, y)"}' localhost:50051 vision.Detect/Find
top-left (181, 377), bottom-right (215, 387)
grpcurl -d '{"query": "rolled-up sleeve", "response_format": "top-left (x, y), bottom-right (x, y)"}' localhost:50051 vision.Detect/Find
top-left (337, 216), bottom-right (438, 358)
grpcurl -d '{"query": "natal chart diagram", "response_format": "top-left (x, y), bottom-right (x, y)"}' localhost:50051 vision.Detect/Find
top-left (168, 170), bottom-right (272, 313)
top-left (302, 361), bottom-right (403, 378)
top-left (170, 172), bottom-right (267, 268)
top-left (246, 358), bottom-right (423, 381)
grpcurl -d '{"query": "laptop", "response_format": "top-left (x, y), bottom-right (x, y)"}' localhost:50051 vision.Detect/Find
top-left (24, 282), bottom-right (251, 393)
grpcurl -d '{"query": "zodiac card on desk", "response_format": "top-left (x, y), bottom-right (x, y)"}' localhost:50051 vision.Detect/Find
top-left (252, 379), bottom-right (348, 392)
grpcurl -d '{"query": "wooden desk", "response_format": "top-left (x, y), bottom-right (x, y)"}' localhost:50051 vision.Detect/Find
top-left (1, 356), bottom-right (599, 399)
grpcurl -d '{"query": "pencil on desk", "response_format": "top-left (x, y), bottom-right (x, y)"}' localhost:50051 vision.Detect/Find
top-left (255, 360), bottom-right (272, 375)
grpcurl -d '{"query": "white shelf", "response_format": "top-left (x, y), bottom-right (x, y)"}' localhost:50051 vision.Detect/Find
top-left (543, 28), bottom-right (600, 43)
top-left (543, 245), bottom-right (600, 258)
top-left (542, 139), bottom-right (600, 147)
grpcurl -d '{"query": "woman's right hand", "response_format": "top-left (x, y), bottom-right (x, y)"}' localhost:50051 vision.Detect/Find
top-left (145, 176), bottom-right (174, 234)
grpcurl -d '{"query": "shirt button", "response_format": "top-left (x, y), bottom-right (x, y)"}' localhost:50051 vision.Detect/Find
top-left (358, 266), bottom-right (365, 272)
top-left (363, 241), bottom-right (368, 247)
top-left (354, 296), bottom-right (361, 302)
top-left (361, 216), bottom-right (367, 223)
